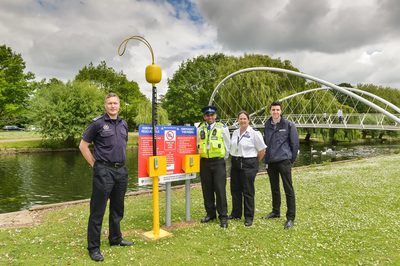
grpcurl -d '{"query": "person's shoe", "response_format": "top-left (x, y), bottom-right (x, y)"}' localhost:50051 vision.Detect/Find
top-left (200, 216), bottom-right (216, 223)
top-left (110, 239), bottom-right (134, 246)
top-left (220, 219), bottom-right (228, 228)
top-left (90, 251), bottom-right (104, 262)
top-left (244, 218), bottom-right (253, 226)
top-left (261, 212), bottom-right (280, 219)
top-left (228, 215), bottom-right (241, 220)
top-left (284, 220), bottom-right (294, 230)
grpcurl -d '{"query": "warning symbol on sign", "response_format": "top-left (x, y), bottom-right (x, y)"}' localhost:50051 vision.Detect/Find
top-left (165, 130), bottom-right (175, 141)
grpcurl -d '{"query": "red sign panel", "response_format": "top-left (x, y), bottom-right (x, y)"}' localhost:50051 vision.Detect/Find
top-left (138, 125), bottom-right (197, 185)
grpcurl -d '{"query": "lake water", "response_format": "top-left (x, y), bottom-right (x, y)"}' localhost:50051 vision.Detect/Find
top-left (1, 140), bottom-right (399, 214)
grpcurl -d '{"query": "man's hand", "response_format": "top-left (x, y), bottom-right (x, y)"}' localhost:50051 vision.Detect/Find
top-left (79, 140), bottom-right (95, 167)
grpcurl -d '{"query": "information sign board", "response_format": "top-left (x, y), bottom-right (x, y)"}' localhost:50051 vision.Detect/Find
top-left (138, 125), bottom-right (197, 185)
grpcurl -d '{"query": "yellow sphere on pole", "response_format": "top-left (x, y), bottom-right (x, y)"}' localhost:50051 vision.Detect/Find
top-left (146, 63), bottom-right (162, 84)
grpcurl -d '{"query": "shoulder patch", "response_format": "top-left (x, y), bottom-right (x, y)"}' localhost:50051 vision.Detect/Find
top-left (92, 115), bottom-right (104, 121)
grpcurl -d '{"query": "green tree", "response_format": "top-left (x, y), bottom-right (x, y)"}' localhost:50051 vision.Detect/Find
top-left (161, 53), bottom-right (227, 125)
top-left (134, 100), bottom-right (170, 125)
top-left (27, 80), bottom-right (105, 147)
top-left (0, 44), bottom-right (35, 124)
top-left (75, 61), bottom-right (147, 129)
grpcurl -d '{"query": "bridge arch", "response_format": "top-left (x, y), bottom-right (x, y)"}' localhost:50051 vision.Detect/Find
top-left (208, 67), bottom-right (400, 130)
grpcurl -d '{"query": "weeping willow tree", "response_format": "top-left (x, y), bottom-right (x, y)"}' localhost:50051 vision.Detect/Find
top-left (134, 100), bottom-right (170, 126)
top-left (213, 54), bottom-right (305, 119)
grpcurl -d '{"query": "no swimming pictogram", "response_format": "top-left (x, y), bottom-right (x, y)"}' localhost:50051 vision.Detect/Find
top-left (166, 130), bottom-right (175, 141)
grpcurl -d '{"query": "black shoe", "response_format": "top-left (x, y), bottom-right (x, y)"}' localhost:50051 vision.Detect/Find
top-left (220, 219), bottom-right (228, 228)
top-left (200, 216), bottom-right (216, 223)
top-left (90, 251), bottom-right (104, 262)
top-left (244, 219), bottom-right (253, 226)
top-left (284, 220), bottom-right (294, 230)
top-left (110, 239), bottom-right (134, 246)
top-left (228, 215), bottom-right (241, 220)
top-left (261, 212), bottom-right (280, 219)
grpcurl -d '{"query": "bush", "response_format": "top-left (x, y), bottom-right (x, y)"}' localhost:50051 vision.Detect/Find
top-left (322, 159), bottom-right (331, 166)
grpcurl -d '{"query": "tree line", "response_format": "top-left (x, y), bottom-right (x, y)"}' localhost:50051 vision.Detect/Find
top-left (2, 44), bottom-right (400, 147)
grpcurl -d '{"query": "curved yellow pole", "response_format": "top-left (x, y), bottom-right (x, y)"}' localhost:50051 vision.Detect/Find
top-left (118, 35), bottom-right (155, 64)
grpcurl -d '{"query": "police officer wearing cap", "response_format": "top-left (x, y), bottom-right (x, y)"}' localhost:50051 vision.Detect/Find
top-left (79, 93), bottom-right (133, 262)
top-left (198, 105), bottom-right (230, 228)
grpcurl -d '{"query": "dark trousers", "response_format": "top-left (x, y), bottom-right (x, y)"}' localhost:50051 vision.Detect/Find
top-left (87, 162), bottom-right (128, 253)
top-left (230, 157), bottom-right (259, 220)
top-left (200, 158), bottom-right (228, 220)
top-left (267, 159), bottom-right (296, 220)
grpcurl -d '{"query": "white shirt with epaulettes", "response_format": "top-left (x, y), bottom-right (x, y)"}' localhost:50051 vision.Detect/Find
top-left (230, 126), bottom-right (266, 158)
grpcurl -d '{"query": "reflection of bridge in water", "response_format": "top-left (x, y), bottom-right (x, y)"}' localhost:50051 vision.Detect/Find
top-left (208, 67), bottom-right (400, 131)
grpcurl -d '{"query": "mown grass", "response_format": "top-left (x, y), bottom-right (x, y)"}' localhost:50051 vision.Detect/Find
top-left (0, 131), bottom-right (41, 140)
top-left (1, 155), bottom-right (400, 265)
top-left (0, 133), bottom-right (139, 149)
top-left (0, 140), bottom-right (43, 149)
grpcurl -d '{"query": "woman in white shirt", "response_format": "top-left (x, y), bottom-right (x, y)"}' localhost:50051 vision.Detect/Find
top-left (228, 111), bottom-right (266, 226)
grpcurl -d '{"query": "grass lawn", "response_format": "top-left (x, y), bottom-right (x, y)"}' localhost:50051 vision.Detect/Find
top-left (0, 140), bottom-right (43, 149)
top-left (0, 155), bottom-right (399, 265)
top-left (0, 131), bottom-right (41, 140)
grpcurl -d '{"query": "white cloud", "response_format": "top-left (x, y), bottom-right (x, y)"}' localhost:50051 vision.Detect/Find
top-left (1, 0), bottom-right (400, 101)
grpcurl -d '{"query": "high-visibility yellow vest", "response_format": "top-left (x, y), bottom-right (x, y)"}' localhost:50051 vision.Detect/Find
top-left (198, 123), bottom-right (225, 158)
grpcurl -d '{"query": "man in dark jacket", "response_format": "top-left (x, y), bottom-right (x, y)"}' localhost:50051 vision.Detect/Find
top-left (262, 101), bottom-right (299, 229)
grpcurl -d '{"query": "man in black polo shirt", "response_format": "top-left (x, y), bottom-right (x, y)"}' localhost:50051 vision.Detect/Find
top-left (79, 93), bottom-right (133, 262)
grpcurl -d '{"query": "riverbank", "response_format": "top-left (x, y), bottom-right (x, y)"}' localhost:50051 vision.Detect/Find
top-left (1, 154), bottom-right (399, 265)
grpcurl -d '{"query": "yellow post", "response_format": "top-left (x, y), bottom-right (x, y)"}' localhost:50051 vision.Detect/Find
top-left (152, 176), bottom-right (160, 237)
top-left (142, 156), bottom-right (171, 240)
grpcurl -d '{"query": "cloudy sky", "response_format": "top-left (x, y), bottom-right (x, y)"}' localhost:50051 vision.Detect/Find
top-left (1, 0), bottom-right (399, 98)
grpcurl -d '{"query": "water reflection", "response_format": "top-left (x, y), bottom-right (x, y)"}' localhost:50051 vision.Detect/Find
top-left (1, 141), bottom-right (399, 213)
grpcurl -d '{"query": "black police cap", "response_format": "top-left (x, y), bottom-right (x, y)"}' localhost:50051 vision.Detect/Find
top-left (201, 106), bottom-right (217, 114)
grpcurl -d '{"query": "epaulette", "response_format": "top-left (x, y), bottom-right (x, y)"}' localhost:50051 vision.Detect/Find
top-left (92, 115), bottom-right (104, 121)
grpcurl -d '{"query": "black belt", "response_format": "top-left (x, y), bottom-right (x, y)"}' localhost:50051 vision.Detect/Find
top-left (232, 156), bottom-right (256, 160)
top-left (201, 157), bottom-right (223, 162)
top-left (96, 161), bottom-right (125, 167)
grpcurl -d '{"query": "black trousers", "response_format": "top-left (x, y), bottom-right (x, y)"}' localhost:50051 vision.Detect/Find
top-left (87, 162), bottom-right (128, 253)
top-left (267, 159), bottom-right (296, 220)
top-left (230, 157), bottom-right (259, 220)
top-left (200, 158), bottom-right (228, 220)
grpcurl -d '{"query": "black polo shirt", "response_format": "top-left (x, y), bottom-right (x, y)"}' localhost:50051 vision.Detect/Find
top-left (82, 113), bottom-right (128, 163)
